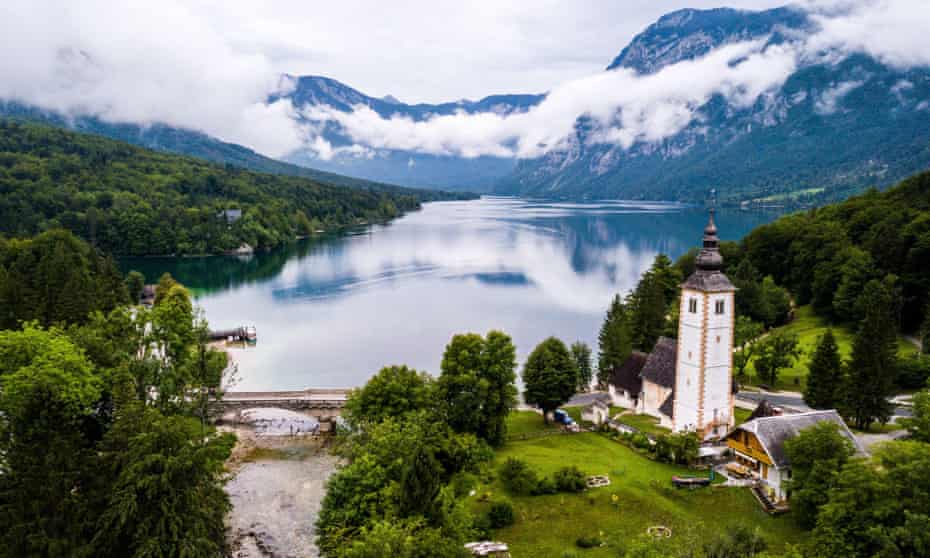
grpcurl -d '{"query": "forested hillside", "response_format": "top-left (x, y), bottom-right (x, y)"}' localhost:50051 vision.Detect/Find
top-left (0, 120), bottom-right (468, 256)
top-left (740, 170), bottom-right (930, 331)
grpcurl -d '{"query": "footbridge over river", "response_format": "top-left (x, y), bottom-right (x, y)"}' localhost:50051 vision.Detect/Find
top-left (213, 388), bottom-right (351, 432)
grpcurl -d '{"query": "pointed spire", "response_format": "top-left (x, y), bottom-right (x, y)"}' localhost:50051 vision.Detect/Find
top-left (696, 208), bottom-right (723, 271)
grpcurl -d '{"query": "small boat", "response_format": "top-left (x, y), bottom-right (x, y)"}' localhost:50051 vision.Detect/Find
top-left (671, 475), bottom-right (712, 489)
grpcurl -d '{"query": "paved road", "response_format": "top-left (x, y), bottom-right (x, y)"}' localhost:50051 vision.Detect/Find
top-left (737, 390), bottom-right (912, 418)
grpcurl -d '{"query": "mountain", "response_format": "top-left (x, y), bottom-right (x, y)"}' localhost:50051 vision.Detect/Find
top-left (0, 99), bottom-right (460, 198)
top-left (495, 7), bottom-right (930, 203)
top-left (276, 75), bottom-right (543, 190)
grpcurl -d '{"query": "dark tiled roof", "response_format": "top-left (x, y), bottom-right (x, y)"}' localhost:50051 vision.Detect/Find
top-left (610, 352), bottom-right (647, 395)
top-left (681, 269), bottom-right (735, 292)
top-left (659, 392), bottom-right (675, 419)
top-left (640, 337), bottom-right (678, 389)
top-left (731, 410), bottom-right (867, 468)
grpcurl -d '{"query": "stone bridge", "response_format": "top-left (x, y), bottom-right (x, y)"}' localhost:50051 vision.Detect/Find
top-left (213, 388), bottom-right (351, 432)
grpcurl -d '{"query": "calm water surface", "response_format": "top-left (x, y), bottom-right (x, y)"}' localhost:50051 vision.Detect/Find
top-left (121, 198), bottom-right (777, 391)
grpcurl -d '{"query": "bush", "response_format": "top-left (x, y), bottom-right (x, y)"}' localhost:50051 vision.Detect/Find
top-left (554, 466), bottom-right (587, 493)
top-left (472, 514), bottom-right (492, 539)
top-left (499, 458), bottom-right (539, 496)
top-left (450, 472), bottom-right (478, 498)
top-left (575, 536), bottom-right (603, 548)
top-left (532, 476), bottom-right (558, 495)
top-left (896, 356), bottom-right (930, 390)
top-left (632, 432), bottom-right (651, 450)
top-left (486, 501), bottom-right (515, 528)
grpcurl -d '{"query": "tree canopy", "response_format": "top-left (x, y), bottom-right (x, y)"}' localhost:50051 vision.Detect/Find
top-left (523, 337), bottom-right (577, 423)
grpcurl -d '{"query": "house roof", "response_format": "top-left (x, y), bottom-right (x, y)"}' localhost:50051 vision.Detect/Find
top-left (729, 410), bottom-right (867, 469)
top-left (659, 392), bottom-right (675, 419)
top-left (639, 337), bottom-right (678, 389)
top-left (610, 351), bottom-right (647, 395)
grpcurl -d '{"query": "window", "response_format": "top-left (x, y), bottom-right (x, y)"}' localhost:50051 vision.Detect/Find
top-left (688, 298), bottom-right (698, 313)
top-left (715, 300), bottom-right (725, 314)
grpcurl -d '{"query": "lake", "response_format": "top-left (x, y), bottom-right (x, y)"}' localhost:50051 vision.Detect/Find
top-left (120, 197), bottom-right (777, 391)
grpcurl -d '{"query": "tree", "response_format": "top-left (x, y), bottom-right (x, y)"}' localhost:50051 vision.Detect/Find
top-left (921, 299), bottom-right (930, 355)
top-left (842, 276), bottom-right (900, 430)
top-left (570, 341), bottom-right (593, 392)
top-left (783, 421), bottom-right (855, 529)
top-left (803, 329), bottom-right (843, 409)
top-left (153, 272), bottom-right (179, 306)
top-left (436, 330), bottom-right (517, 447)
top-left (344, 365), bottom-right (434, 426)
top-left (752, 331), bottom-right (800, 387)
top-left (523, 337), bottom-right (577, 423)
top-left (628, 273), bottom-right (668, 352)
top-left (903, 383), bottom-right (930, 442)
top-left (733, 317), bottom-right (764, 379)
top-left (0, 326), bottom-right (102, 557)
top-left (812, 441), bottom-right (930, 557)
top-left (124, 270), bottom-right (145, 304)
top-left (597, 294), bottom-right (632, 387)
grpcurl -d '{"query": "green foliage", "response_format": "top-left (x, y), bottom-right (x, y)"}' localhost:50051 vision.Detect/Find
top-left (812, 441), bottom-right (930, 557)
top-left (628, 255), bottom-right (681, 351)
top-left (842, 276), bottom-right (900, 429)
top-left (124, 270), bottom-right (145, 304)
top-left (742, 171), bottom-right (930, 332)
top-left (922, 300), bottom-right (930, 354)
top-left (343, 365), bottom-right (433, 426)
top-left (783, 422), bottom-right (855, 529)
top-left (0, 229), bottom-right (127, 329)
top-left (570, 341), bottom-right (593, 392)
top-left (553, 466), bottom-right (587, 493)
top-left (701, 525), bottom-right (768, 558)
top-left (437, 330), bottom-right (518, 447)
top-left (653, 432), bottom-right (700, 465)
top-left (753, 331), bottom-right (801, 387)
top-left (734, 317), bottom-right (765, 379)
top-left (575, 535), bottom-right (603, 548)
top-left (597, 294), bottom-right (633, 387)
top-left (487, 501), bottom-right (515, 528)
top-left (803, 330), bottom-right (843, 409)
top-left (499, 457), bottom-right (540, 496)
top-left (903, 384), bottom-right (930, 443)
top-left (522, 337), bottom-right (577, 421)
top-left (0, 119), bottom-right (437, 256)
top-left (341, 518), bottom-right (469, 558)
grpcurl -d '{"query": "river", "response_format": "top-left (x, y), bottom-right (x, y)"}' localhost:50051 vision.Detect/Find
top-left (120, 197), bottom-right (777, 391)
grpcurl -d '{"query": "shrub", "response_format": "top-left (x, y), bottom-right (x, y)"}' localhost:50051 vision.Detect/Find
top-left (554, 466), bottom-right (587, 493)
top-left (450, 472), bottom-right (478, 498)
top-left (486, 501), bottom-right (515, 528)
top-left (632, 432), bottom-right (651, 450)
top-left (499, 458), bottom-right (539, 496)
top-left (472, 514), bottom-right (492, 539)
top-left (532, 476), bottom-right (558, 495)
top-left (575, 536), bottom-right (603, 548)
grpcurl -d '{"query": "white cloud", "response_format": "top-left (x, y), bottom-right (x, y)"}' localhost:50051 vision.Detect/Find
top-left (814, 80), bottom-right (865, 114)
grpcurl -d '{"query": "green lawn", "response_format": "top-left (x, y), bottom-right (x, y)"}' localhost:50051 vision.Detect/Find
top-left (616, 414), bottom-right (670, 437)
top-left (506, 410), bottom-right (558, 439)
top-left (473, 429), bottom-right (805, 557)
top-left (742, 305), bottom-right (919, 391)
top-left (734, 407), bottom-right (752, 427)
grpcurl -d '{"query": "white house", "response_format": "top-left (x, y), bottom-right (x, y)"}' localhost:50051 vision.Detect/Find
top-left (725, 410), bottom-right (867, 501)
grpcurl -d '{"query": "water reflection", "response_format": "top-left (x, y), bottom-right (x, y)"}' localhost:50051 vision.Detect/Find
top-left (121, 198), bottom-right (777, 391)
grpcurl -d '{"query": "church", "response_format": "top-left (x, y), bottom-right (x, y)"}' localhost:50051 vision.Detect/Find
top-left (608, 211), bottom-right (736, 439)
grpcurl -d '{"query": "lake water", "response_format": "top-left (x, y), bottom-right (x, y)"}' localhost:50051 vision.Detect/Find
top-left (120, 197), bottom-right (777, 391)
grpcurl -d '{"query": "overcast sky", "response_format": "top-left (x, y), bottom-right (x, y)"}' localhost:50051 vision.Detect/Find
top-left (2, 1), bottom-right (928, 158)
top-left (205, 0), bottom-right (789, 102)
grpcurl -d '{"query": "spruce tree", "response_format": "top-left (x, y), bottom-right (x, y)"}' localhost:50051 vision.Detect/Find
top-left (570, 341), bottom-right (593, 392)
top-left (842, 277), bottom-right (900, 430)
top-left (596, 294), bottom-right (632, 387)
top-left (921, 299), bottom-right (930, 355)
top-left (628, 274), bottom-right (667, 352)
top-left (804, 329), bottom-right (843, 409)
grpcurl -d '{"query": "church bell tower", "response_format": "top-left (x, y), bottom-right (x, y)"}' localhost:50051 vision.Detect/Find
top-left (672, 209), bottom-right (736, 437)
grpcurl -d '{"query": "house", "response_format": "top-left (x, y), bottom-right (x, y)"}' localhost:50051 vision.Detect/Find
top-left (581, 398), bottom-right (610, 425)
top-left (219, 208), bottom-right (242, 224)
top-left (724, 410), bottom-right (867, 501)
top-left (609, 210), bottom-right (736, 438)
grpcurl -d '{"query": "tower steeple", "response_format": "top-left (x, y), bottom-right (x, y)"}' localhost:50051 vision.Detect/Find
top-left (695, 208), bottom-right (723, 272)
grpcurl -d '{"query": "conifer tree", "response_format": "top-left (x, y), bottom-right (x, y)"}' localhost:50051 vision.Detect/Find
top-left (804, 329), bottom-right (843, 409)
top-left (842, 276), bottom-right (900, 429)
top-left (921, 299), bottom-right (930, 355)
top-left (570, 341), bottom-right (593, 392)
top-left (597, 294), bottom-right (632, 387)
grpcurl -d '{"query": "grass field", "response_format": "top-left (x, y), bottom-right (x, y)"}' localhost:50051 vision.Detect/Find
top-left (741, 306), bottom-right (919, 391)
top-left (734, 407), bottom-right (752, 426)
top-left (476, 412), bottom-right (806, 557)
top-left (616, 414), bottom-right (670, 437)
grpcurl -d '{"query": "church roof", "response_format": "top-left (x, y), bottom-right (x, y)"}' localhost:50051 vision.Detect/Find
top-left (639, 337), bottom-right (677, 389)
top-left (659, 392), bottom-right (675, 419)
top-left (610, 351), bottom-right (647, 395)
top-left (729, 410), bottom-right (867, 469)
top-left (682, 208), bottom-right (735, 292)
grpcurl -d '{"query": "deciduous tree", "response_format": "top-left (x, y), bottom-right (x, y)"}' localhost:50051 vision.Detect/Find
top-left (783, 421), bottom-right (855, 529)
top-left (523, 337), bottom-right (577, 423)
top-left (752, 331), bottom-right (800, 387)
